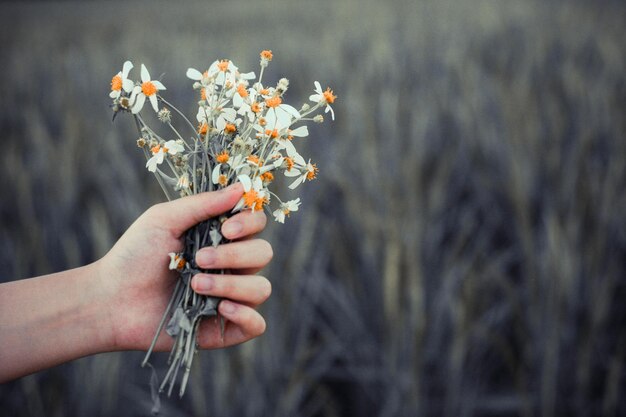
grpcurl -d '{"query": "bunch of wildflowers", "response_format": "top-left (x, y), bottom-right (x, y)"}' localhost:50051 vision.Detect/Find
top-left (109, 51), bottom-right (336, 400)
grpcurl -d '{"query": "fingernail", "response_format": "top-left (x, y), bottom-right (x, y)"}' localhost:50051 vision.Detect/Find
top-left (196, 248), bottom-right (217, 266)
top-left (220, 300), bottom-right (236, 315)
top-left (222, 221), bottom-right (242, 237)
top-left (193, 275), bottom-right (214, 292)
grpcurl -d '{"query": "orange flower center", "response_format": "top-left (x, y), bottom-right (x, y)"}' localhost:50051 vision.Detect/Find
top-left (218, 174), bottom-right (228, 187)
top-left (243, 190), bottom-right (268, 211)
top-left (265, 96), bottom-right (282, 108)
top-left (151, 145), bottom-right (168, 154)
top-left (142, 81), bottom-right (158, 97)
top-left (260, 88), bottom-right (270, 96)
top-left (284, 157), bottom-right (294, 171)
top-left (247, 155), bottom-right (260, 165)
top-left (224, 123), bottom-right (237, 134)
top-left (265, 129), bottom-right (279, 139)
top-left (216, 151), bottom-right (230, 164)
top-left (237, 84), bottom-right (248, 98)
top-left (258, 117), bottom-right (267, 126)
top-left (217, 60), bottom-right (229, 72)
top-left (260, 50), bottom-right (273, 60)
top-left (200, 88), bottom-right (207, 101)
top-left (198, 123), bottom-right (208, 135)
top-left (251, 102), bottom-right (261, 113)
top-left (306, 164), bottom-right (318, 181)
top-left (260, 172), bottom-right (274, 183)
top-left (323, 88), bottom-right (336, 104)
top-left (111, 75), bottom-right (122, 91)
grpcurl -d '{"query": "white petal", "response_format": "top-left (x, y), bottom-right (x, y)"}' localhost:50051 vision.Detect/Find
top-left (122, 79), bottom-right (134, 93)
top-left (122, 61), bottom-right (133, 77)
top-left (284, 168), bottom-right (301, 177)
top-left (282, 104), bottom-right (301, 119)
top-left (186, 68), bottom-right (203, 80)
top-left (238, 174), bottom-right (252, 192)
top-left (165, 140), bottom-right (184, 154)
top-left (273, 209), bottom-right (285, 223)
top-left (233, 198), bottom-right (246, 212)
top-left (314, 81), bottom-right (322, 94)
top-left (239, 71), bottom-right (256, 80)
top-left (290, 126), bottom-right (308, 137)
top-left (140, 64), bottom-right (150, 82)
top-left (146, 155), bottom-right (158, 172)
top-left (132, 94), bottom-right (146, 114)
top-left (222, 108), bottom-right (237, 121)
top-left (109, 90), bottom-right (118, 99)
top-left (212, 164), bottom-right (221, 184)
top-left (326, 105), bottom-right (335, 120)
top-left (151, 80), bottom-right (166, 90)
top-left (288, 176), bottom-right (305, 189)
top-left (149, 94), bottom-right (159, 112)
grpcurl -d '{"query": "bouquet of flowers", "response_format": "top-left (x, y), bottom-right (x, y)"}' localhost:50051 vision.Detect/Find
top-left (109, 50), bottom-right (336, 399)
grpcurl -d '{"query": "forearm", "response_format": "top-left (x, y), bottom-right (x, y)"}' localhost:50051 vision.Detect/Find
top-left (0, 262), bottom-right (113, 382)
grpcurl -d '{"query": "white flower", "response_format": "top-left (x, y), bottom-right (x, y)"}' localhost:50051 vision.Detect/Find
top-left (130, 64), bottom-right (166, 113)
top-left (285, 157), bottom-right (318, 189)
top-left (234, 174), bottom-right (269, 212)
top-left (264, 95), bottom-right (301, 128)
top-left (272, 198), bottom-right (301, 223)
top-left (196, 105), bottom-right (237, 132)
top-left (168, 252), bottom-right (186, 270)
top-left (110, 61), bottom-right (134, 99)
top-left (211, 164), bottom-right (230, 187)
top-left (186, 67), bottom-right (211, 87)
top-left (146, 140), bottom-right (185, 172)
top-left (309, 81), bottom-right (336, 120)
top-left (207, 59), bottom-right (238, 86)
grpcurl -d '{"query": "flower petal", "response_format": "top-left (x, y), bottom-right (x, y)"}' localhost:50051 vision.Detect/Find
top-left (186, 68), bottom-right (203, 80)
top-left (140, 64), bottom-right (150, 82)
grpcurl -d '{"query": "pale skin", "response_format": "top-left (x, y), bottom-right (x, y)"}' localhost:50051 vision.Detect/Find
top-left (0, 183), bottom-right (272, 382)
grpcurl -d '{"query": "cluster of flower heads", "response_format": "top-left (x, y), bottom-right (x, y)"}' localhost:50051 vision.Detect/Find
top-left (109, 50), bottom-right (336, 223)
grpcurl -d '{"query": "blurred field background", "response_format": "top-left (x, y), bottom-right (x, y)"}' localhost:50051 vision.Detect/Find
top-left (1, 0), bottom-right (625, 416)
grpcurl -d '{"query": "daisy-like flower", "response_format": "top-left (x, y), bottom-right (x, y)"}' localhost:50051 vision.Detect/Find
top-left (168, 252), bottom-right (186, 270)
top-left (285, 158), bottom-right (318, 189)
top-left (234, 174), bottom-right (269, 212)
top-left (309, 81), bottom-right (337, 120)
top-left (131, 64), bottom-right (166, 114)
top-left (186, 67), bottom-right (212, 88)
top-left (146, 140), bottom-right (185, 172)
top-left (110, 61), bottom-right (134, 99)
top-left (272, 198), bottom-right (301, 223)
top-left (263, 94), bottom-right (301, 129)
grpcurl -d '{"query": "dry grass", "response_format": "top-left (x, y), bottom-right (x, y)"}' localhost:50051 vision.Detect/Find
top-left (1, 0), bottom-right (625, 416)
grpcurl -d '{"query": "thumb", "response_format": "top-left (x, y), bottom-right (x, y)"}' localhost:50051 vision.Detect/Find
top-left (151, 183), bottom-right (244, 237)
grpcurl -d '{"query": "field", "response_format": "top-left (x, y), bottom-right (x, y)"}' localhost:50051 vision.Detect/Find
top-left (1, 0), bottom-right (625, 416)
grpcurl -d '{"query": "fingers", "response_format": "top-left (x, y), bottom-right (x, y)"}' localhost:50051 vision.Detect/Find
top-left (197, 301), bottom-right (267, 349)
top-left (221, 210), bottom-right (267, 241)
top-left (193, 273), bottom-right (271, 349)
top-left (149, 183), bottom-right (243, 237)
top-left (191, 273), bottom-right (272, 306)
top-left (195, 239), bottom-right (273, 272)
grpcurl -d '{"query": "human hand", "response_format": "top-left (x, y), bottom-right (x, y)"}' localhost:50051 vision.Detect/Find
top-left (95, 184), bottom-right (272, 353)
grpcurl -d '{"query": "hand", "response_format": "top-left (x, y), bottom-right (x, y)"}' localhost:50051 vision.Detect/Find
top-left (96, 183), bottom-right (273, 352)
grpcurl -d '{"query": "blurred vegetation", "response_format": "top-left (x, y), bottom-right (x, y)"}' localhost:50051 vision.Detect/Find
top-left (1, 0), bottom-right (625, 416)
